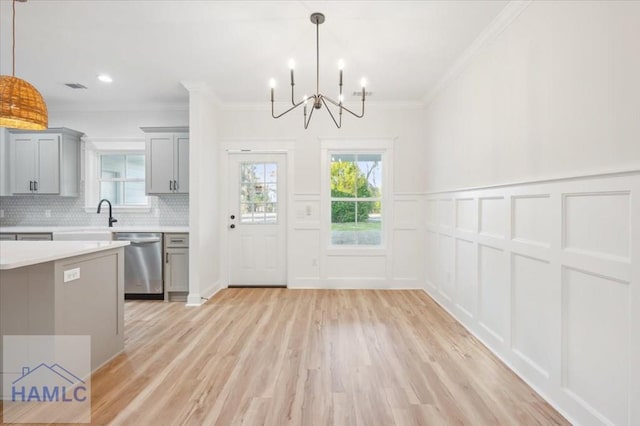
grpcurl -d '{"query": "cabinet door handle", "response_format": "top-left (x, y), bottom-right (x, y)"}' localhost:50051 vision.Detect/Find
top-left (34, 181), bottom-right (38, 191)
top-left (29, 181), bottom-right (33, 191)
top-left (173, 180), bottom-right (178, 191)
top-left (166, 252), bottom-right (169, 263)
top-left (169, 180), bottom-right (173, 191)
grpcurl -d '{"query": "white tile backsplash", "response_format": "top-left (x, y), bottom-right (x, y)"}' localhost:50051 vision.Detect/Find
top-left (0, 187), bottom-right (188, 227)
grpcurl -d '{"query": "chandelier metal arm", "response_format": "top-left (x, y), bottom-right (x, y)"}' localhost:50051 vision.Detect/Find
top-left (303, 100), bottom-right (316, 129)
top-left (271, 98), bottom-right (305, 119)
top-left (323, 95), bottom-right (366, 119)
top-left (320, 96), bottom-right (342, 129)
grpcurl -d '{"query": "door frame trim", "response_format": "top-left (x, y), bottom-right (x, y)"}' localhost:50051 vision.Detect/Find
top-left (219, 140), bottom-right (295, 288)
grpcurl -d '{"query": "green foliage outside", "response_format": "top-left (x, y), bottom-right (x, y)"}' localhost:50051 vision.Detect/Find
top-left (330, 160), bottom-right (380, 223)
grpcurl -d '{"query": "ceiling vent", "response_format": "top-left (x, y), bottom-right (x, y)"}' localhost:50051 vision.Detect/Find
top-left (65, 83), bottom-right (87, 89)
top-left (352, 91), bottom-right (372, 97)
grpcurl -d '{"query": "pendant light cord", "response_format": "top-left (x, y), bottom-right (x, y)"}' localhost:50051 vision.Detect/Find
top-left (12, 0), bottom-right (16, 76)
top-left (316, 16), bottom-right (319, 95)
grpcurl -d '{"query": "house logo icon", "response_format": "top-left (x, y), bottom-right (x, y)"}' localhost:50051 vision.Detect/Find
top-left (12, 363), bottom-right (87, 403)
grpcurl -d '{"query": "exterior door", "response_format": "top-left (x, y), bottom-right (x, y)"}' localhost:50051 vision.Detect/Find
top-left (228, 153), bottom-right (287, 286)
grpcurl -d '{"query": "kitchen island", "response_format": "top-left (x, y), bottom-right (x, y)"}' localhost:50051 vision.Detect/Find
top-left (0, 241), bottom-right (129, 372)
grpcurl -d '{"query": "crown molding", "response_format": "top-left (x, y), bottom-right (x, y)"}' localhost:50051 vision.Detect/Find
top-left (422, 0), bottom-right (532, 108)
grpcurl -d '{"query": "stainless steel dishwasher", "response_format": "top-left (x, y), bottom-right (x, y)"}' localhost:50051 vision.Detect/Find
top-left (115, 233), bottom-right (163, 299)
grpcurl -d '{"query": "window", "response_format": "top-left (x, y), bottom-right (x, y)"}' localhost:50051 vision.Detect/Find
top-left (240, 162), bottom-right (278, 224)
top-left (330, 153), bottom-right (382, 245)
top-left (98, 154), bottom-right (147, 206)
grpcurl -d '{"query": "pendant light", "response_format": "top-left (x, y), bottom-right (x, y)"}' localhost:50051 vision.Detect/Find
top-left (0, 0), bottom-right (48, 130)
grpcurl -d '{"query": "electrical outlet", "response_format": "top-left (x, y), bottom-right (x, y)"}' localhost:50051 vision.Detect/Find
top-left (63, 268), bottom-right (81, 282)
top-left (45, 209), bottom-right (51, 218)
top-left (306, 205), bottom-right (312, 216)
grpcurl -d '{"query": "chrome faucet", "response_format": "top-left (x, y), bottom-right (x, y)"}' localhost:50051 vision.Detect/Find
top-left (97, 199), bottom-right (118, 227)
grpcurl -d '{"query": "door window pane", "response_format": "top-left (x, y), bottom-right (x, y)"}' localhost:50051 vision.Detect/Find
top-left (240, 162), bottom-right (278, 224)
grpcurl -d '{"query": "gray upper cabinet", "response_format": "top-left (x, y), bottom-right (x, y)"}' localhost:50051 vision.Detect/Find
top-left (142, 127), bottom-right (189, 194)
top-left (8, 128), bottom-right (82, 196)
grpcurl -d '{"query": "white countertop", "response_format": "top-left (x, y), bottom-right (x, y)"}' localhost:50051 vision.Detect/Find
top-left (0, 226), bottom-right (189, 233)
top-left (0, 241), bottom-right (130, 270)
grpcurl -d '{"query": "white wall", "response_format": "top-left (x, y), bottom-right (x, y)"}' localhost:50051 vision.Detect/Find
top-left (185, 85), bottom-right (221, 304)
top-left (424, 1), bottom-right (640, 192)
top-left (217, 104), bottom-right (426, 288)
top-left (422, 2), bottom-right (640, 425)
top-left (49, 109), bottom-right (188, 139)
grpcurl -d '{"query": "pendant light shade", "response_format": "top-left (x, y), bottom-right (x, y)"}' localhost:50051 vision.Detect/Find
top-left (0, 0), bottom-right (48, 131)
top-left (0, 75), bottom-right (48, 130)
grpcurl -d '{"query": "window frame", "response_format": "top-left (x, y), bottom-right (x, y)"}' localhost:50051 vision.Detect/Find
top-left (329, 153), bottom-right (384, 247)
top-left (84, 139), bottom-right (152, 213)
top-left (320, 139), bottom-right (394, 254)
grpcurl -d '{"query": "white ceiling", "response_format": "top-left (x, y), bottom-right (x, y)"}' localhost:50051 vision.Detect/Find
top-left (0, 0), bottom-right (508, 110)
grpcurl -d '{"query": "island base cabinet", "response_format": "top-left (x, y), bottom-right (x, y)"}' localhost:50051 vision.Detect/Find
top-left (0, 248), bottom-right (125, 384)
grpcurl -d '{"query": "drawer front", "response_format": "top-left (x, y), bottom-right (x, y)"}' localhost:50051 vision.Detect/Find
top-left (0, 233), bottom-right (17, 240)
top-left (165, 233), bottom-right (188, 248)
top-left (16, 233), bottom-right (53, 241)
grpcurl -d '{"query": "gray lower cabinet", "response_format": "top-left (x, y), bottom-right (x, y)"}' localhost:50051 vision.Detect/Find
top-left (164, 233), bottom-right (189, 301)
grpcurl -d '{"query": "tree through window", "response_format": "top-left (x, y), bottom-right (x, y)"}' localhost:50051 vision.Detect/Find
top-left (330, 153), bottom-right (382, 245)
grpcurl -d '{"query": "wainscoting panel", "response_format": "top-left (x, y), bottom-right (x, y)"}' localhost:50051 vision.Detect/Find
top-left (455, 238), bottom-right (476, 320)
top-left (562, 267), bottom-right (630, 426)
top-left (563, 192), bottom-right (630, 260)
top-left (512, 195), bottom-right (552, 247)
top-left (478, 244), bottom-right (508, 345)
top-left (456, 198), bottom-right (476, 232)
top-left (425, 171), bottom-right (640, 425)
top-left (290, 193), bottom-right (423, 289)
top-left (479, 197), bottom-right (507, 238)
top-left (511, 253), bottom-right (554, 379)
top-left (393, 230), bottom-right (422, 280)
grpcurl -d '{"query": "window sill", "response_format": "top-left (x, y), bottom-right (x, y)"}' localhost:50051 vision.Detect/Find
top-left (325, 246), bottom-right (387, 256)
top-left (84, 205), bottom-right (152, 214)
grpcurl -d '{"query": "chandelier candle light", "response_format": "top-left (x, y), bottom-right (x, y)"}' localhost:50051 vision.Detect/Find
top-left (270, 13), bottom-right (366, 129)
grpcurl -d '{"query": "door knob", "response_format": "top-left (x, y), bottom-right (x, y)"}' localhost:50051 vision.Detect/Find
top-left (230, 224), bottom-right (236, 229)
top-left (230, 214), bottom-right (235, 220)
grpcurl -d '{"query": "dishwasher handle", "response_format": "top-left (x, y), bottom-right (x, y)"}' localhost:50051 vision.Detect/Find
top-left (127, 238), bottom-right (161, 245)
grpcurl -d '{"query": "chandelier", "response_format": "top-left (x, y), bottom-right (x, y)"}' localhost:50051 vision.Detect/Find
top-left (270, 13), bottom-right (366, 129)
top-left (0, 0), bottom-right (48, 130)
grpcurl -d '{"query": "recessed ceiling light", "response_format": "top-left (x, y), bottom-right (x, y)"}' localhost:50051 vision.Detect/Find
top-left (97, 74), bottom-right (113, 83)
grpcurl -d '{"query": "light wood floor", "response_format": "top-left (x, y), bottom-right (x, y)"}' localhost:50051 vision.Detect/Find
top-left (7, 289), bottom-right (569, 425)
